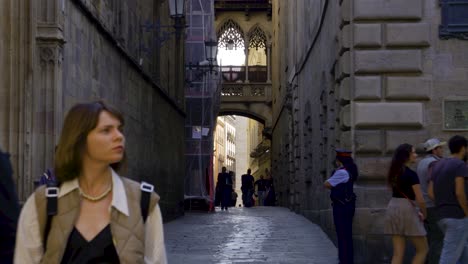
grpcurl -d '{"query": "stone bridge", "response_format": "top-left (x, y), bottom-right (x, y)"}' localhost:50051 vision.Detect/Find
top-left (219, 82), bottom-right (272, 128)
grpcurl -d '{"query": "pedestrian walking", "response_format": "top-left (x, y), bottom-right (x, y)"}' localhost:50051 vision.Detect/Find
top-left (254, 175), bottom-right (267, 206)
top-left (241, 169), bottom-right (255, 207)
top-left (324, 149), bottom-right (358, 264)
top-left (15, 101), bottom-right (167, 263)
top-left (428, 135), bottom-right (468, 264)
top-left (417, 138), bottom-right (445, 264)
top-left (264, 168), bottom-right (276, 206)
top-left (217, 167), bottom-right (233, 211)
top-left (384, 143), bottom-right (428, 264)
top-left (0, 147), bottom-right (20, 264)
top-left (231, 189), bottom-right (238, 207)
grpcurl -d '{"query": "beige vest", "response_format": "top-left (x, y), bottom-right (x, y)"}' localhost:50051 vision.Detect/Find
top-left (34, 177), bottom-right (160, 264)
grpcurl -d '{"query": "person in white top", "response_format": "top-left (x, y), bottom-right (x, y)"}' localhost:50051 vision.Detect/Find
top-left (14, 101), bottom-right (167, 264)
top-left (416, 138), bottom-right (445, 264)
top-left (324, 149), bottom-right (358, 264)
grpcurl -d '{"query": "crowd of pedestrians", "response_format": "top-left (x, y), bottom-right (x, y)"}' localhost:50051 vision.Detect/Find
top-left (384, 136), bottom-right (468, 264)
top-left (324, 136), bottom-right (468, 264)
top-left (215, 167), bottom-right (276, 209)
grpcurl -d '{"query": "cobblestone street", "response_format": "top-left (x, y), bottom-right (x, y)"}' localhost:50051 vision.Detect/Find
top-left (164, 206), bottom-right (337, 264)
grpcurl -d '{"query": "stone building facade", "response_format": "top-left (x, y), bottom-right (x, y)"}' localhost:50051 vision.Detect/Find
top-left (0, 0), bottom-right (185, 220)
top-left (271, 0), bottom-right (468, 262)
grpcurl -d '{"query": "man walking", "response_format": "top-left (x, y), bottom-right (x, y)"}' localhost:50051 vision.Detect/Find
top-left (241, 169), bottom-right (255, 207)
top-left (429, 135), bottom-right (468, 264)
top-left (417, 138), bottom-right (445, 263)
top-left (217, 167), bottom-right (233, 211)
top-left (254, 175), bottom-right (267, 206)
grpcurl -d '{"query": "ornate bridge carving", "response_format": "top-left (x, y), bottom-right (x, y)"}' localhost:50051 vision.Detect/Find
top-left (219, 83), bottom-right (272, 128)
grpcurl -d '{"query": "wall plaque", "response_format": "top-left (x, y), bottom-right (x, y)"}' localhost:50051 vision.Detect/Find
top-left (443, 98), bottom-right (468, 130)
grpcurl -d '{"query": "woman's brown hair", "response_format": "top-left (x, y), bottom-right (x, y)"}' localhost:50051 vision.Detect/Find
top-left (54, 101), bottom-right (127, 182)
top-left (387, 143), bottom-right (413, 187)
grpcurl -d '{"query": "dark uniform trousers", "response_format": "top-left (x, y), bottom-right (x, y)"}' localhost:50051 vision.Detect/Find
top-left (333, 200), bottom-right (355, 264)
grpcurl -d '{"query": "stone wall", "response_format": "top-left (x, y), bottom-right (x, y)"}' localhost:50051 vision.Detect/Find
top-left (0, 0), bottom-right (185, 221)
top-left (272, 0), bottom-right (468, 262)
top-left (271, 0), bottom-right (338, 225)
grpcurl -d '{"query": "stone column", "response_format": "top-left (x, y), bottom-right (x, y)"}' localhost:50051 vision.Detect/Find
top-left (0, 0), bottom-right (35, 199)
top-left (31, 0), bottom-right (65, 193)
top-left (266, 41), bottom-right (272, 83)
top-left (244, 37), bottom-right (249, 83)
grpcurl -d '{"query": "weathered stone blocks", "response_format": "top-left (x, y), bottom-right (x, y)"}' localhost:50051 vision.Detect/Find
top-left (339, 77), bottom-right (351, 101)
top-left (385, 130), bottom-right (430, 153)
top-left (386, 23), bottom-right (430, 47)
top-left (354, 76), bottom-right (382, 100)
top-left (354, 102), bottom-right (424, 127)
top-left (341, 0), bottom-right (351, 22)
top-left (385, 77), bottom-right (431, 100)
top-left (355, 156), bottom-right (391, 181)
top-left (340, 104), bottom-right (351, 128)
top-left (340, 131), bottom-right (352, 150)
top-left (355, 130), bottom-right (382, 153)
top-left (354, 0), bottom-right (423, 20)
top-left (355, 50), bottom-right (422, 73)
top-left (354, 24), bottom-right (382, 47)
top-left (339, 51), bottom-right (351, 76)
top-left (341, 24), bottom-right (351, 49)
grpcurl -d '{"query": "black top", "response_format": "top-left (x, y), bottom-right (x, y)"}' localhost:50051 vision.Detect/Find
top-left (241, 174), bottom-right (254, 189)
top-left (254, 179), bottom-right (268, 191)
top-left (61, 225), bottom-right (120, 264)
top-left (218, 172), bottom-right (233, 187)
top-left (433, 157), bottom-right (468, 219)
top-left (392, 167), bottom-right (420, 200)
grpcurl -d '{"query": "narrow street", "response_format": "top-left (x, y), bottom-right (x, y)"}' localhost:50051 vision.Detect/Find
top-left (164, 207), bottom-right (337, 264)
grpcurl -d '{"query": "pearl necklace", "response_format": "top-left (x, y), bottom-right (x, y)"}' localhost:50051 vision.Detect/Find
top-left (79, 184), bottom-right (112, 202)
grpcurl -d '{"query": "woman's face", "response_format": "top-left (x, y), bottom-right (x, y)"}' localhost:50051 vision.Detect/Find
top-left (83, 111), bottom-right (125, 166)
top-left (408, 147), bottom-right (417, 164)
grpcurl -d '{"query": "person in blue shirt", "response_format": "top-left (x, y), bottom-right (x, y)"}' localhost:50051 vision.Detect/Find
top-left (324, 149), bottom-right (358, 264)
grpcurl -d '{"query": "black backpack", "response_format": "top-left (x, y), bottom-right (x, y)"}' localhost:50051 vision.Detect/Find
top-left (42, 181), bottom-right (155, 252)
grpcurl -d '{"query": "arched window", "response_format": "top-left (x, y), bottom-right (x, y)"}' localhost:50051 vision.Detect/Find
top-left (217, 19), bottom-right (245, 51)
top-left (247, 26), bottom-right (267, 66)
top-left (248, 26), bottom-right (267, 50)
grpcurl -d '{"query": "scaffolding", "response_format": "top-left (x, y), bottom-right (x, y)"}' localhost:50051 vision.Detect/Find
top-left (184, 0), bottom-right (220, 211)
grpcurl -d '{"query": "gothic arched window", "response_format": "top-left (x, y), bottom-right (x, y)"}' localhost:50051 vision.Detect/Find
top-left (217, 19), bottom-right (245, 50)
top-left (248, 26), bottom-right (267, 50)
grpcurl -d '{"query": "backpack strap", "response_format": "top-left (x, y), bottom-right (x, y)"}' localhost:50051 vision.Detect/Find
top-left (43, 182), bottom-right (59, 252)
top-left (140, 181), bottom-right (154, 223)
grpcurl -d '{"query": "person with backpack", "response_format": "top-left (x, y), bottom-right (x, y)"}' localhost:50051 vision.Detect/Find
top-left (15, 101), bottom-right (167, 263)
top-left (324, 149), bottom-right (358, 264)
top-left (0, 148), bottom-right (20, 264)
top-left (416, 138), bottom-right (445, 264)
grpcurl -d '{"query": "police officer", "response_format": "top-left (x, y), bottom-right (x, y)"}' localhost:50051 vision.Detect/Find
top-left (324, 149), bottom-right (358, 264)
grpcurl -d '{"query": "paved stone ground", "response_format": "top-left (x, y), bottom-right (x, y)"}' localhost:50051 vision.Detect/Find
top-left (164, 206), bottom-right (338, 264)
